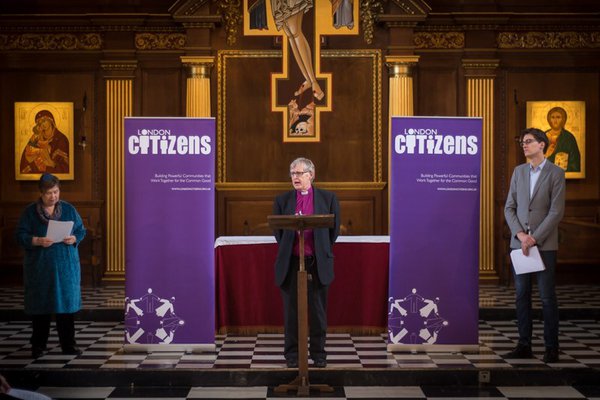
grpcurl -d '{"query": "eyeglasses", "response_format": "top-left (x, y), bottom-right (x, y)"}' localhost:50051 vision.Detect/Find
top-left (519, 139), bottom-right (537, 146)
top-left (290, 170), bottom-right (309, 177)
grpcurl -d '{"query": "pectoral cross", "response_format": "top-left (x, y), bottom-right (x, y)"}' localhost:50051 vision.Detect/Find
top-left (244, 0), bottom-right (358, 142)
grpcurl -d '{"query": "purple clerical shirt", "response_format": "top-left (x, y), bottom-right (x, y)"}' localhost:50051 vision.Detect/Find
top-left (293, 186), bottom-right (315, 257)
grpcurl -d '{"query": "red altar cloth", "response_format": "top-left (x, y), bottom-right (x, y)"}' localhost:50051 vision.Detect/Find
top-left (215, 236), bottom-right (389, 334)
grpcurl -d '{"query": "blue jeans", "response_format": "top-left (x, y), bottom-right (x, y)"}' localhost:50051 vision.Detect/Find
top-left (512, 250), bottom-right (559, 349)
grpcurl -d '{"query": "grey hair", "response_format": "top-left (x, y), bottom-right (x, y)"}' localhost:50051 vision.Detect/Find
top-left (290, 157), bottom-right (315, 180)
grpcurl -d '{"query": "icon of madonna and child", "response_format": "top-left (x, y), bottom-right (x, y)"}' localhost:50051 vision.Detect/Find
top-left (19, 109), bottom-right (71, 176)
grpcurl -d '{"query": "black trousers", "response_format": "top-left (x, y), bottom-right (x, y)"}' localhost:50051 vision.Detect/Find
top-left (30, 313), bottom-right (77, 350)
top-left (279, 256), bottom-right (328, 362)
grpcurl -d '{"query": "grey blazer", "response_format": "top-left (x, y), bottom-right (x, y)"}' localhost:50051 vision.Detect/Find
top-left (272, 187), bottom-right (340, 286)
top-left (504, 160), bottom-right (566, 250)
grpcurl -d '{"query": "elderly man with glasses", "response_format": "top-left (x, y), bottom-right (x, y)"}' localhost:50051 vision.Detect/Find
top-left (272, 157), bottom-right (340, 369)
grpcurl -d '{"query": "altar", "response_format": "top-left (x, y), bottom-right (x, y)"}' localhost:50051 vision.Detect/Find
top-left (215, 236), bottom-right (390, 334)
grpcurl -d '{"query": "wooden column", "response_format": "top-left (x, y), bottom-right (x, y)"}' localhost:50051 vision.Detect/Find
top-left (101, 61), bottom-right (136, 282)
top-left (463, 59), bottom-right (499, 281)
top-left (385, 56), bottom-right (419, 226)
top-left (181, 56), bottom-right (214, 117)
top-left (385, 56), bottom-right (419, 117)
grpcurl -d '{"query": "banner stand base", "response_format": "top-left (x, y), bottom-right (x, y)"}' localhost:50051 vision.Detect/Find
top-left (387, 344), bottom-right (479, 353)
top-left (124, 344), bottom-right (216, 353)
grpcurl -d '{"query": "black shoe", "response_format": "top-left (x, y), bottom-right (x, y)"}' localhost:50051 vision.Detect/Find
top-left (543, 348), bottom-right (559, 363)
top-left (62, 346), bottom-right (82, 355)
top-left (504, 345), bottom-right (533, 359)
top-left (31, 347), bottom-right (45, 358)
top-left (313, 358), bottom-right (327, 368)
top-left (286, 359), bottom-right (298, 368)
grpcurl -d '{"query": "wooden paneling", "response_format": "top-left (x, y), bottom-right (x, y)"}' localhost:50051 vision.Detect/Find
top-left (217, 187), bottom-right (385, 237)
top-left (559, 219), bottom-right (600, 265)
top-left (337, 198), bottom-right (380, 235)
top-left (226, 198), bottom-right (274, 235)
top-left (141, 69), bottom-right (183, 117)
top-left (416, 59), bottom-right (459, 117)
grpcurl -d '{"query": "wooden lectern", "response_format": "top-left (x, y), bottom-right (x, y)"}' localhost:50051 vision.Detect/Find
top-left (268, 214), bottom-right (335, 396)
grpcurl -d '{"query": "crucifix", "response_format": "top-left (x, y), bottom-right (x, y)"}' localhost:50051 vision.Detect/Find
top-left (244, 0), bottom-right (358, 142)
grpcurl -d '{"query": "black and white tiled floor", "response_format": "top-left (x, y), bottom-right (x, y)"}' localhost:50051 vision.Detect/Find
top-left (1, 284), bottom-right (600, 311)
top-left (1, 285), bottom-right (600, 399)
top-left (1, 320), bottom-right (600, 370)
top-left (0, 286), bottom-right (126, 311)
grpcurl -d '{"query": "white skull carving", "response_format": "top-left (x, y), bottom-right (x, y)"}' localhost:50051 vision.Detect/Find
top-left (295, 121), bottom-right (308, 134)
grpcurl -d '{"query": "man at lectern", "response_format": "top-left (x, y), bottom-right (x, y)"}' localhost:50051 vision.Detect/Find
top-left (504, 128), bottom-right (565, 364)
top-left (273, 157), bottom-right (340, 369)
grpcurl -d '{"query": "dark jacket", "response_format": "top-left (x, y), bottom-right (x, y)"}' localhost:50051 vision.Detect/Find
top-left (273, 187), bottom-right (340, 286)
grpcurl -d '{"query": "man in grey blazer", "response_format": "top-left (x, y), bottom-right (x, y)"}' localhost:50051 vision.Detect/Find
top-left (273, 157), bottom-right (340, 368)
top-left (504, 128), bottom-right (566, 363)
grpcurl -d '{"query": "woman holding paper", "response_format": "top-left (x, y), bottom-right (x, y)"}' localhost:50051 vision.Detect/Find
top-left (15, 173), bottom-right (86, 358)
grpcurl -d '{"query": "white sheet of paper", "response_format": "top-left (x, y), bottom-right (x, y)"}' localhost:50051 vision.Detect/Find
top-left (510, 246), bottom-right (545, 275)
top-left (46, 219), bottom-right (74, 243)
top-left (8, 388), bottom-right (52, 400)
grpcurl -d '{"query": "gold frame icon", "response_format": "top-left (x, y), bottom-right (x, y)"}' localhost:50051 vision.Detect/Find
top-left (15, 102), bottom-right (75, 181)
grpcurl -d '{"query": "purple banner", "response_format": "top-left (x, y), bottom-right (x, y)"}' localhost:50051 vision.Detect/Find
top-left (388, 116), bottom-right (481, 348)
top-left (124, 117), bottom-right (215, 349)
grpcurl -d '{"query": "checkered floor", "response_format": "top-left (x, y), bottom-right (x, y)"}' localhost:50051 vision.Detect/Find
top-left (1, 320), bottom-right (599, 370)
top-left (1, 284), bottom-right (600, 311)
top-left (1, 285), bottom-right (600, 399)
top-left (0, 286), bottom-right (126, 310)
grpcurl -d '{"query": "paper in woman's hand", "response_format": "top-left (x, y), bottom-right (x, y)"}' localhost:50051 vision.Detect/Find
top-left (46, 220), bottom-right (74, 243)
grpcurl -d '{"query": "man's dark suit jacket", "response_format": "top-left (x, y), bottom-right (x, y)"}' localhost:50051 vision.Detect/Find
top-left (273, 187), bottom-right (340, 287)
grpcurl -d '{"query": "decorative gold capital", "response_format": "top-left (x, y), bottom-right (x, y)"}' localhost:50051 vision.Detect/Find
top-left (498, 31), bottom-right (600, 49)
top-left (360, 0), bottom-right (385, 44)
top-left (181, 56), bottom-right (215, 78)
top-left (385, 55), bottom-right (420, 77)
top-left (0, 33), bottom-right (102, 51)
top-left (135, 33), bottom-right (186, 50)
top-left (100, 60), bottom-right (138, 79)
top-left (414, 32), bottom-right (464, 49)
top-left (101, 60), bottom-right (138, 72)
top-left (216, 0), bottom-right (242, 46)
top-left (462, 59), bottom-right (500, 78)
top-left (462, 59), bottom-right (500, 69)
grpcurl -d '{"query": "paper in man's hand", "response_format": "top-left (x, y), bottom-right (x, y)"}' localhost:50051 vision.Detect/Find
top-left (510, 246), bottom-right (545, 275)
top-left (46, 220), bottom-right (74, 243)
